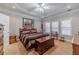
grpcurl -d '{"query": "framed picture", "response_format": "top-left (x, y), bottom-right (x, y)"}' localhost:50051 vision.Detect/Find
top-left (23, 18), bottom-right (34, 29)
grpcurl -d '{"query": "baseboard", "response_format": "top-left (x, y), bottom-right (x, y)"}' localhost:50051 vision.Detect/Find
top-left (64, 39), bottom-right (73, 44)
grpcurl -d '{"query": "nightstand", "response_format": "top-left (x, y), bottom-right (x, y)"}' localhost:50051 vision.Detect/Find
top-left (9, 35), bottom-right (17, 44)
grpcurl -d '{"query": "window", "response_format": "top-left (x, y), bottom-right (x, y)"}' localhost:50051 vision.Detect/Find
top-left (61, 20), bottom-right (72, 36)
top-left (45, 22), bottom-right (50, 33)
top-left (52, 21), bottom-right (59, 32)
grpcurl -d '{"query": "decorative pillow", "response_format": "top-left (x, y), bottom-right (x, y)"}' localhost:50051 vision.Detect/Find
top-left (30, 40), bottom-right (35, 44)
top-left (22, 31), bottom-right (30, 34)
top-left (31, 30), bottom-right (36, 32)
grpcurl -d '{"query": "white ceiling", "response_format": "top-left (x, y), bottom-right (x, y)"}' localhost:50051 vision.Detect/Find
top-left (0, 3), bottom-right (79, 18)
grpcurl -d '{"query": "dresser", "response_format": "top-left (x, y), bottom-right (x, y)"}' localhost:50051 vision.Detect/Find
top-left (0, 24), bottom-right (4, 55)
top-left (73, 35), bottom-right (79, 55)
top-left (0, 34), bottom-right (3, 55)
top-left (35, 36), bottom-right (54, 55)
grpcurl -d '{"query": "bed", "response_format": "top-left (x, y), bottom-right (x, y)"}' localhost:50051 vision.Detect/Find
top-left (19, 28), bottom-right (54, 52)
top-left (20, 32), bottom-right (49, 49)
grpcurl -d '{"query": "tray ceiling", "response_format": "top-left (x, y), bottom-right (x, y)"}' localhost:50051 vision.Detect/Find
top-left (0, 3), bottom-right (79, 18)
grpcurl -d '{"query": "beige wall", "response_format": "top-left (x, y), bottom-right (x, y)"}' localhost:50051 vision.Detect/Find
top-left (9, 16), bottom-right (22, 38)
top-left (9, 16), bottom-right (41, 38)
top-left (34, 20), bottom-right (41, 32)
